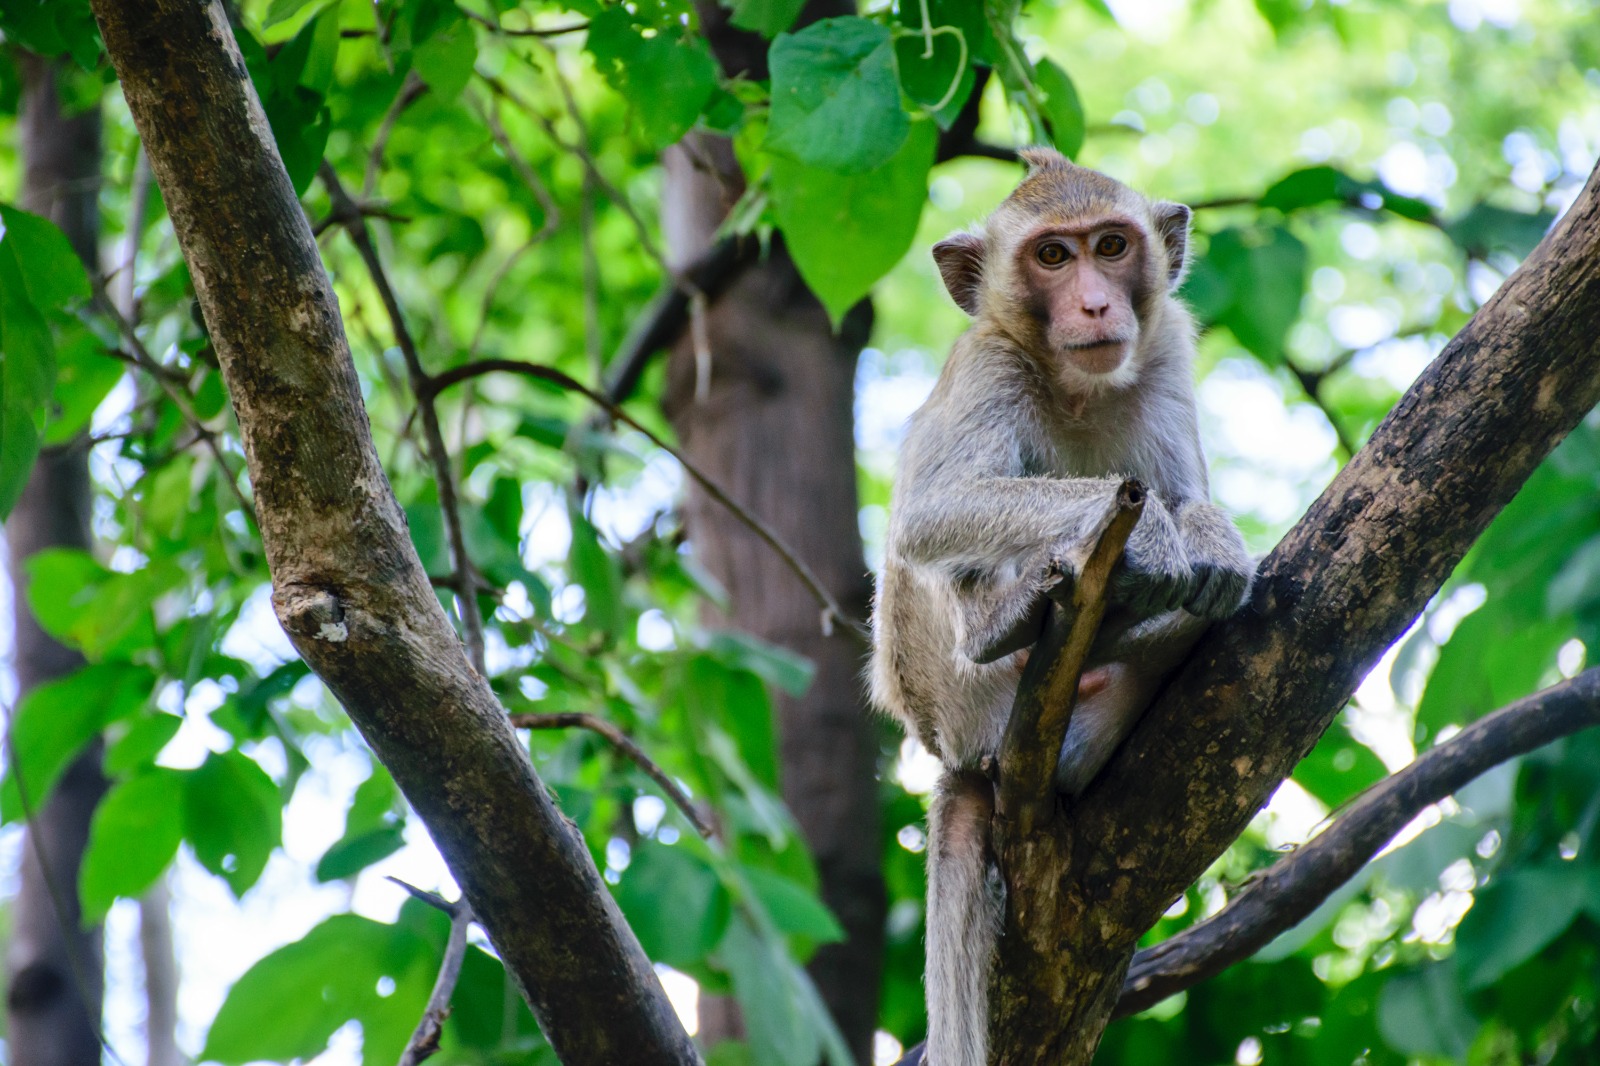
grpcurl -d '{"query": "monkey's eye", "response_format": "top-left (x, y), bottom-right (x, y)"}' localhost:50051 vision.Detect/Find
top-left (1036, 241), bottom-right (1068, 267)
top-left (1095, 233), bottom-right (1128, 257)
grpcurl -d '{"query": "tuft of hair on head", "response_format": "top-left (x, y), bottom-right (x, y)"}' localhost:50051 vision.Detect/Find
top-left (1017, 146), bottom-right (1073, 175)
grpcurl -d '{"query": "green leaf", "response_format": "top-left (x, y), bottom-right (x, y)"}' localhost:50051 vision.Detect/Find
top-left (1187, 226), bottom-right (1307, 364)
top-left (1377, 964), bottom-right (1478, 1059)
top-left (105, 712), bottom-right (184, 775)
top-left (412, 17), bottom-right (476, 99)
top-left (718, 916), bottom-right (821, 1066)
top-left (704, 631), bottom-right (815, 698)
top-left (262, 0), bottom-right (319, 29)
top-left (80, 768), bottom-right (187, 922)
top-left (1, 662), bottom-right (152, 824)
top-left (568, 506), bottom-right (624, 636)
top-left (1446, 202), bottom-right (1554, 259)
top-left (0, 209), bottom-right (58, 518)
top-left (0, 204), bottom-right (91, 309)
top-left (24, 550), bottom-right (182, 661)
top-left (315, 825), bottom-right (406, 882)
top-left (1290, 720), bottom-right (1387, 808)
top-left (742, 865), bottom-right (844, 943)
top-left (586, 9), bottom-right (718, 151)
top-left (0, 0), bottom-right (100, 67)
top-left (316, 763), bottom-right (406, 882)
top-left (1416, 609), bottom-right (1566, 735)
top-left (1455, 865), bottom-right (1591, 990)
top-left (44, 320), bottom-right (122, 446)
top-left (613, 841), bottom-right (731, 968)
top-left (1258, 165), bottom-right (1431, 222)
top-left (1032, 58), bottom-right (1085, 159)
top-left (202, 912), bottom-right (437, 1064)
top-left (728, 0), bottom-right (807, 37)
top-left (183, 750), bottom-right (283, 896)
top-left (767, 17), bottom-right (908, 175)
top-left (772, 118), bottom-right (935, 323)
top-left (685, 654), bottom-right (779, 788)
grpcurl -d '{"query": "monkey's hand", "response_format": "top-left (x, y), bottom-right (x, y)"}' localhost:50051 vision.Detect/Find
top-left (1108, 494), bottom-right (1193, 617)
top-left (1176, 501), bottom-right (1255, 619)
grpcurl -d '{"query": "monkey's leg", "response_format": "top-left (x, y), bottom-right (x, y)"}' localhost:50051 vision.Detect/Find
top-left (956, 562), bottom-right (1066, 665)
top-left (926, 770), bottom-right (1001, 1066)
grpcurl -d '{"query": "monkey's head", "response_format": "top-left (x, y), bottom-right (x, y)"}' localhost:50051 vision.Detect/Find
top-left (932, 147), bottom-right (1191, 391)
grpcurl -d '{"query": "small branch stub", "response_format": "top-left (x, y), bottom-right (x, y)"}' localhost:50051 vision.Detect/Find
top-left (996, 480), bottom-right (1145, 835)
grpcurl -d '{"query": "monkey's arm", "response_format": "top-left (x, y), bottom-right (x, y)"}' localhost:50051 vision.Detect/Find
top-left (894, 477), bottom-right (1196, 657)
top-left (1176, 500), bottom-right (1255, 618)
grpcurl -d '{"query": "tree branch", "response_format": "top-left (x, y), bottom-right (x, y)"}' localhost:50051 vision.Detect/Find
top-left (1116, 666), bottom-right (1600, 1017)
top-left (87, 3), bottom-right (700, 1063)
top-left (392, 887), bottom-right (474, 1066)
top-left (511, 712), bottom-right (715, 839)
top-left (425, 358), bottom-right (860, 636)
top-left (996, 481), bottom-right (1143, 834)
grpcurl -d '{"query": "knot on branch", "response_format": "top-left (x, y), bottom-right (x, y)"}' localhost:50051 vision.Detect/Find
top-left (275, 585), bottom-right (349, 643)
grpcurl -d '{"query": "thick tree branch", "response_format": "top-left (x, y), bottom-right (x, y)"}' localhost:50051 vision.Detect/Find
top-left (511, 712), bottom-right (715, 839)
top-left (1117, 666), bottom-right (1600, 1017)
top-left (1009, 158), bottom-right (1600, 1062)
top-left (88, 3), bottom-right (700, 1063)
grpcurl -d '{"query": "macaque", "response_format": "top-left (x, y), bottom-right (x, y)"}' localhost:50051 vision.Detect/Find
top-left (868, 148), bottom-right (1255, 1066)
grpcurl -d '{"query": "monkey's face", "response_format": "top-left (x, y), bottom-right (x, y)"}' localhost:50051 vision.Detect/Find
top-left (1015, 218), bottom-right (1153, 385)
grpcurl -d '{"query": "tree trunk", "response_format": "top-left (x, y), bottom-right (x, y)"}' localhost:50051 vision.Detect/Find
top-left (4, 53), bottom-right (106, 1066)
top-left (661, 127), bottom-right (885, 1065)
top-left (88, 4), bottom-right (701, 1062)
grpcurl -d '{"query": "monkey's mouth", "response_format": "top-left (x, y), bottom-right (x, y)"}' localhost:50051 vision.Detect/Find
top-left (1061, 338), bottom-right (1131, 375)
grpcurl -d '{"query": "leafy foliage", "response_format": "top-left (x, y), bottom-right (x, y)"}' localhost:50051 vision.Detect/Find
top-left (0, 0), bottom-right (1597, 1063)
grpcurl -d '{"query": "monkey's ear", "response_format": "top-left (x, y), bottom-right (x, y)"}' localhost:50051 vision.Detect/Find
top-left (1018, 146), bottom-right (1069, 174)
top-left (932, 232), bottom-right (986, 316)
top-left (1152, 201), bottom-right (1192, 289)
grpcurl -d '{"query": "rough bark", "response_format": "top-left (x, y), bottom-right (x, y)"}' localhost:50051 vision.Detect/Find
top-left (658, 5), bottom-right (886, 1062)
top-left (4, 53), bottom-right (107, 1066)
top-left (86, 3), bottom-right (699, 1063)
top-left (983, 158), bottom-right (1600, 1063)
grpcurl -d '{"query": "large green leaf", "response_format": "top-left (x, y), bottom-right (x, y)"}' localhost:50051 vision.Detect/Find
top-left (80, 768), bottom-right (187, 921)
top-left (1032, 58), bottom-right (1085, 160)
top-left (0, 208), bottom-right (61, 518)
top-left (568, 506), bottom-right (624, 637)
top-left (727, 0), bottom-right (807, 37)
top-left (1455, 865), bottom-right (1592, 990)
top-left (1377, 963), bottom-right (1478, 1059)
top-left (316, 763), bottom-right (406, 882)
top-left (772, 118), bottom-right (935, 324)
top-left (766, 17), bottom-right (908, 174)
top-left (202, 911), bottom-right (439, 1064)
top-left (183, 750), bottom-right (283, 896)
top-left (1290, 719), bottom-right (1387, 808)
top-left (718, 916), bottom-right (821, 1066)
top-left (1185, 225), bottom-right (1307, 364)
top-left (613, 841), bottom-right (731, 969)
top-left (586, 8), bottom-right (718, 150)
top-left (0, 662), bottom-right (153, 824)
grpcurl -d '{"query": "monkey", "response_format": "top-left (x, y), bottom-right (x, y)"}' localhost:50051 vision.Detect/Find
top-left (868, 148), bottom-right (1255, 1066)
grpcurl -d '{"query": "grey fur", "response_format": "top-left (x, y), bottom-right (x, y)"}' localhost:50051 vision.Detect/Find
top-left (869, 159), bottom-right (1254, 1066)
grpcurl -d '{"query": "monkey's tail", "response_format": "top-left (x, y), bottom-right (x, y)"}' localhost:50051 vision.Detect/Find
top-left (926, 769), bottom-right (1003, 1066)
